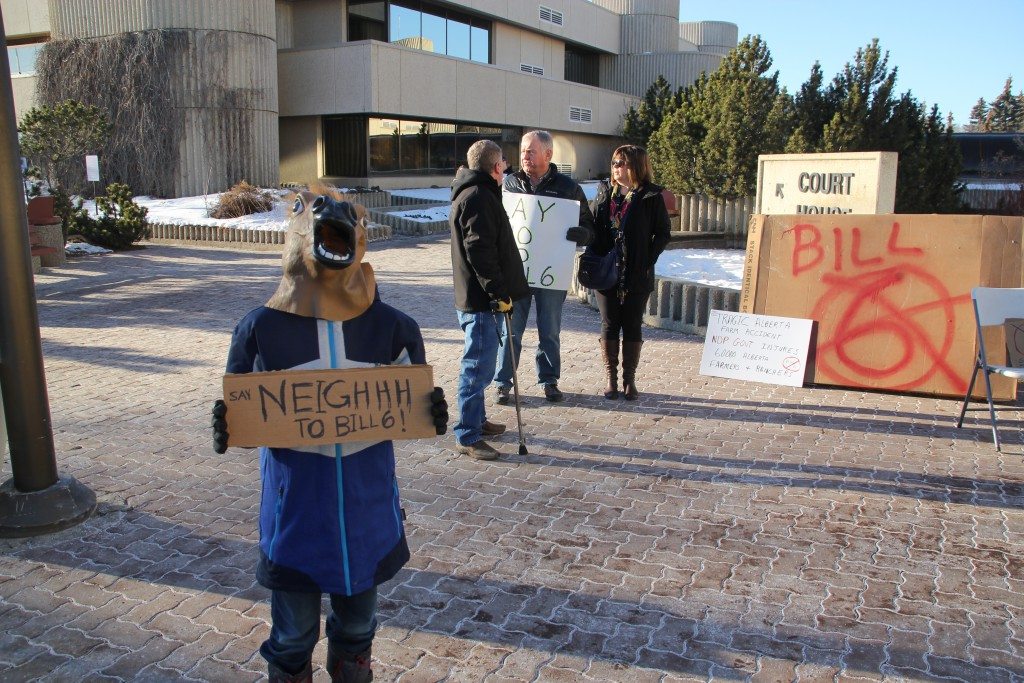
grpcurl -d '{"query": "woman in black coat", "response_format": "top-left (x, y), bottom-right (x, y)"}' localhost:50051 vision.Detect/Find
top-left (587, 145), bottom-right (671, 400)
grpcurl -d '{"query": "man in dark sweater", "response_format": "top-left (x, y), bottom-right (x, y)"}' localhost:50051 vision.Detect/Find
top-left (449, 140), bottom-right (529, 460)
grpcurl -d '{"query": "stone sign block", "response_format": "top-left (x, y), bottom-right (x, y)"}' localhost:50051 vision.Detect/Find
top-left (755, 152), bottom-right (897, 215)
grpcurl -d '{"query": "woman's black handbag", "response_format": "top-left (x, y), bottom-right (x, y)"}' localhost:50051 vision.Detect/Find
top-left (577, 244), bottom-right (619, 290)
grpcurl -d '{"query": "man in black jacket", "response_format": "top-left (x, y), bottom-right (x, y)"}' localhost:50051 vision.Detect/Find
top-left (450, 140), bottom-right (530, 460)
top-left (494, 130), bottom-right (594, 403)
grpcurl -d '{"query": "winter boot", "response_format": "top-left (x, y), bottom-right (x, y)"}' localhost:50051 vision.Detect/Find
top-left (599, 337), bottom-right (620, 399)
top-left (327, 644), bottom-right (373, 683)
top-left (268, 661), bottom-right (312, 683)
top-left (621, 341), bottom-right (643, 401)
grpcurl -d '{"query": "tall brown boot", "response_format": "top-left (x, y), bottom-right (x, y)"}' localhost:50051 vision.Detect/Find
top-left (621, 341), bottom-right (643, 401)
top-left (599, 337), bottom-right (620, 399)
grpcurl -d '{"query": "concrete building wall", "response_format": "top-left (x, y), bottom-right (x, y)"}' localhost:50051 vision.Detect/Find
top-left (46, 0), bottom-right (279, 196)
top-left (279, 116), bottom-right (320, 185)
top-left (278, 41), bottom-right (634, 137)
top-left (288, 0), bottom-right (344, 48)
top-left (550, 130), bottom-right (619, 181)
top-left (679, 20), bottom-right (738, 56)
top-left (1, 0), bottom-right (50, 36)
top-left (48, 0), bottom-right (276, 37)
top-left (9, 74), bottom-right (37, 121)
top-left (601, 50), bottom-right (724, 98)
top-left (493, 21), bottom-right (564, 80)
top-left (465, 0), bottom-right (619, 54)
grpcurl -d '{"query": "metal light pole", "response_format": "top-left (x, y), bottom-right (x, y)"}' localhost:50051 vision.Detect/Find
top-left (0, 8), bottom-right (95, 536)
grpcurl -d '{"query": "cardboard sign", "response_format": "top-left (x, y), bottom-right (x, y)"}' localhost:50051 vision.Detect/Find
top-left (700, 310), bottom-right (813, 387)
top-left (741, 214), bottom-right (1024, 397)
top-left (1004, 318), bottom-right (1024, 368)
top-left (85, 155), bottom-right (100, 182)
top-left (502, 191), bottom-right (579, 291)
top-left (223, 365), bottom-right (436, 448)
top-left (756, 152), bottom-right (897, 215)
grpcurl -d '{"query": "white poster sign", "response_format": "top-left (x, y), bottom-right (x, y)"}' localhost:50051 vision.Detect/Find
top-left (700, 310), bottom-right (813, 387)
top-left (85, 155), bottom-right (100, 182)
top-left (502, 192), bottom-right (579, 291)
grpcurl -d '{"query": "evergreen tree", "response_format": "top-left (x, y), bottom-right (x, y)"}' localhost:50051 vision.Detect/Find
top-left (815, 39), bottom-right (961, 212)
top-left (968, 97), bottom-right (989, 132)
top-left (786, 62), bottom-right (836, 152)
top-left (821, 39), bottom-right (897, 151)
top-left (987, 77), bottom-right (1019, 132)
top-left (649, 75), bottom-right (706, 194)
top-left (690, 35), bottom-right (792, 199)
top-left (18, 99), bottom-right (109, 191)
top-left (622, 75), bottom-right (682, 147)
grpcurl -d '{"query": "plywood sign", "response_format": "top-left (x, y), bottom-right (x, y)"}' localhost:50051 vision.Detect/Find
top-left (741, 214), bottom-right (1024, 397)
top-left (700, 310), bottom-right (813, 387)
top-left (223, 365), bottom-right (436, 447)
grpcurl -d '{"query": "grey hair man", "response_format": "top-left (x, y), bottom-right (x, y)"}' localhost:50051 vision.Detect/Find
top-left (494, 130), bottom-right (595, 403)
top-left (448, 140), bottom-right (529, 460)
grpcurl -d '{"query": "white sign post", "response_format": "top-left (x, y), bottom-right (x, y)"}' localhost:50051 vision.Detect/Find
top-left (699, 310), bottom-right (813, 387)
top-left (502, 192), bottom-right (578, 291)
top-left (85, 155), bottom-right (100, 182)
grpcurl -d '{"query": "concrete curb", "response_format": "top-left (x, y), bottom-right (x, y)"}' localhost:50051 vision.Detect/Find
top-left (146, 221), bottom-right (393, 250)
top-left (570, 252), bottom-right (740, 337)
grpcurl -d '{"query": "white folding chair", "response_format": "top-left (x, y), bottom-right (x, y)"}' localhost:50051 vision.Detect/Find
top-left (956, 287), bottom-right (1024, 450)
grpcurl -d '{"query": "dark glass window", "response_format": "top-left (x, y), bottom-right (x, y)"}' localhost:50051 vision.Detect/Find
top-left (388, 3), bottom-right (421, 47)
top-left (446, 18), bottom-right (469, 60)
top-left (420, 9), bottom-right (446, 55)
top-left (354, 1), bottom-right (490, 64)
top-left (565, 45), bottom-right (600, 88)
top-left (470, 24), bottom-right (488, 64)
top-left (400, 120), bottom-right (429, 171)
top-left (323, 116), bottom-right (368, 177)
top-left (348, 1), bottom-right (386, 42)
top-left (334, 117), bottom-right (520, 176)
top-left (428, 122), bottom-right (457, 173)
top-left (369, 118), bottom-right (400, 173)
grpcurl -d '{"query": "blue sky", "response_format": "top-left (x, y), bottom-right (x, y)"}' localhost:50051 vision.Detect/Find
top-left (680, 0), bottom-right (1023, 127)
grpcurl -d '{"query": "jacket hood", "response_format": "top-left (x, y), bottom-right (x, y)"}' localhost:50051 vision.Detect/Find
top-left (451, 167), bottom-right (499, 201)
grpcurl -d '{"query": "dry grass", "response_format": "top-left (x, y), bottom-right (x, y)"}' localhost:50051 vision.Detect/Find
top-left (210, 181), bottom-right (276, 219)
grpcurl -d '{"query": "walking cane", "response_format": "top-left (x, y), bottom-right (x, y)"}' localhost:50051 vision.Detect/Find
top-left (503, 310), bottom-right (528, 455)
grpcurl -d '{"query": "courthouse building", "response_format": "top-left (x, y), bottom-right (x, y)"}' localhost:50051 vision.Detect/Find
top-left (3, 0), bottom-right (736, 195)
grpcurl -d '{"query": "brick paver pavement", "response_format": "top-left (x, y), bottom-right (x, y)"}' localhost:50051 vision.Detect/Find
top-left (1, 237), bottom-right (1023, 682)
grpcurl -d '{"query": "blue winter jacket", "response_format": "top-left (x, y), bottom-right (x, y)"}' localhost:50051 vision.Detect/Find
top-left (226, 302), bottom-right (425, 595)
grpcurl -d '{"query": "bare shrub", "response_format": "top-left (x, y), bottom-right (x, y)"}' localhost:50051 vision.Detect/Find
top-left (210, 181), bottom-right (276, 219)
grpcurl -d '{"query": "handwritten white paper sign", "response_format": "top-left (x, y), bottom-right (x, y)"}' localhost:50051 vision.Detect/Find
top-left (700, 310), bottom-right (813, 387)
top-left (502, 192), bottom-right (579, 291)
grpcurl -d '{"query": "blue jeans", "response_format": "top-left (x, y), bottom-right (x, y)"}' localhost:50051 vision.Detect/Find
top-left (494, 287), bottom-right (567, 388)
top-left (455, 309), bottom-right (502, 446)
top-left (260, 587), bottom-right (377, 675)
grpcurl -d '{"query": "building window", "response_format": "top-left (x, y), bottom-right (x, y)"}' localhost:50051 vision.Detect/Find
top-left (6, 42), bottom-right (42, 76)
top-left (323, 116), bottom-right (368, 177)
top-left (369, 118), bottom-right (400, 173)
top-left (348, 1), bottom-right (387, 42)
top-left (565, 45), bottom-right (599, 87)
top-left (325, 116), bottom-right (521, 176)
top-left (351, 1), bottom-right (490, 64)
